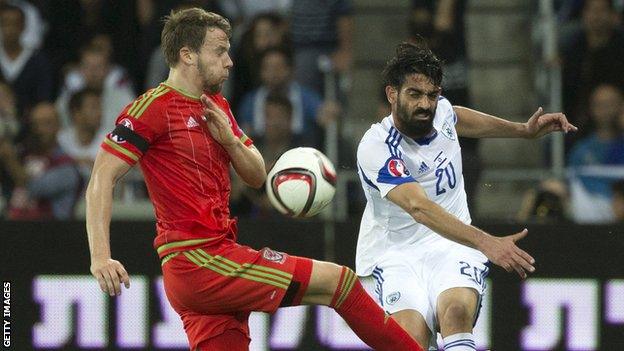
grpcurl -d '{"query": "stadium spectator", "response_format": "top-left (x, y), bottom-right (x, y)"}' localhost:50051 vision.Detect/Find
top-left (568, 84), bottom-right (623, 223)
top-left (56, 44), bottom-right (135, 131)
top-left (605, 103), bottom-right (624, 164)
top-left (257, 91), bottom-right (298, 163)
top-left (0, 0), bottom-right (45, 50)
top-left (231, 92), bottom-right (296, 218)
top-left (5, 103), bottom-right (82, 220)
top-left (0, 81), bottom-right (18, 141)
top-left (238, 47), bottom-right (327, 148)
top-left (560, 0), bottom-right (624, 129)
top-left (218, 0), bottom-right (291, 30)
top-left (58, 88), bottom-right (107, 179)
top-left (230, 12), bottom-right (289, 111)
top-left (289, 0), bottom-right (353, 95)
top-left (0, 3), bottom-right (53, 116)
top-left (409, 0), bottom-right (469, 105)
top-left (517, 179), bottom-right (569, 223)
top-left (0, 81), bottom-right (19, 214)
top-left (612, 180), bottom-right (624, 222)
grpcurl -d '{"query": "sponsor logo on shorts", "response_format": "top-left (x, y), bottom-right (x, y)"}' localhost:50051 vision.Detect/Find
top-left (386, 291), bottom-right (401, 305)
top-left (262, 248), bottom-right (285, 264)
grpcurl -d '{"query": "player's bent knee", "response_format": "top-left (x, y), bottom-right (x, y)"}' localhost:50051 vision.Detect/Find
top-left (439, 302), bottom-right (474, 330)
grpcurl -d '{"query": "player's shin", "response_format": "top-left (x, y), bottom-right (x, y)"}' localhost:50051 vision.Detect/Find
top-left (330, 267), bottom-right (424, 351)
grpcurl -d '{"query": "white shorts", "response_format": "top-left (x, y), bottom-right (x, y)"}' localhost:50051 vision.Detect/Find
top-left (361, 237), bottom-right (489, 334)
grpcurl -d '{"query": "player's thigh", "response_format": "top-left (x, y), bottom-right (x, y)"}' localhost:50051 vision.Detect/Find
top-left (195, 329), bottom-right (250, 351)
top-left (391, 309), bottom-right (431, 348)
top-left (429, 244), bottom-right (487, 333)
top-left (163, 244), bottom-right (298, 314)
top-left (436, 287), bottom-right (480, 334)
top-left (367, 261), bottom-right (436, 335)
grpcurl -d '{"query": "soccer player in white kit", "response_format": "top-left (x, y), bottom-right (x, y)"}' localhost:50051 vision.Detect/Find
top-left (356, 43), bottom-right (577, 350)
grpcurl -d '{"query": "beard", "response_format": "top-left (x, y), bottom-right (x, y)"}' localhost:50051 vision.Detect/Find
top-left (395, 95), bottom-right (435, 139)
top-left (197, 58), bottom-right (223, 94)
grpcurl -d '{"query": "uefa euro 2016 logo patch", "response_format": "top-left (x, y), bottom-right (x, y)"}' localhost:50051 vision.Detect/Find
top-left (386, 291), bottom-right (401, 305)
top-left (387, 159), bottom-right (411, 178)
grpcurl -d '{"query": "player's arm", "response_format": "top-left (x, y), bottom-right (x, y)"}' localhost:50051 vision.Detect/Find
top-left (386, 182), bottom-right (535, 278)
top-left (201, 94), bottom-right (266, 188)
top-left (225, 142), bottom-right (266, 189)
top-left (454, 106), bottom-right (577, 139)
top-left (86, 150), bottom-right (131, 296)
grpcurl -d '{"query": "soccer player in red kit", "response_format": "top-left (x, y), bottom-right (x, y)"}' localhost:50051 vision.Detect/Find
top-left (86, 8), bottom-right (423, 351)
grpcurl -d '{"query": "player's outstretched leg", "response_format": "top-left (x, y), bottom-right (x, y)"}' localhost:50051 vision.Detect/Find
top-left (302, 260), bottom-right (424, 351)
top-left (437, 287), bottom-right (480, 351)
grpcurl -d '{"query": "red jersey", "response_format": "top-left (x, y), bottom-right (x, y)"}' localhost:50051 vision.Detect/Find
top-left (100, 83), bottom-right (253, 257)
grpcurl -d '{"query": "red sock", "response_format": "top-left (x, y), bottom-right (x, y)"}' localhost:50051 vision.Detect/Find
top-left (330, 267), bottom-right (423, 351)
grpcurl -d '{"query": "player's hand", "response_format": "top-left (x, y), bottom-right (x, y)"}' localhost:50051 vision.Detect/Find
top-left (90, 257), bottom-right (130, 296)
top-left (524, 107), bottom-right (578, 139)
top-left (478, 229), bottom-right (535, 279)
top-left (200, 94), bottom-right (238, 148)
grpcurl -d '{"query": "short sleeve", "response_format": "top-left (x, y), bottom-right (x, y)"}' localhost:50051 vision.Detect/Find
top-left (438, 96), bottom-right (457, 125)
top-left (100, 89), bottom-right (168, 165)
top-left (357, 130), bottom-right (416, 198)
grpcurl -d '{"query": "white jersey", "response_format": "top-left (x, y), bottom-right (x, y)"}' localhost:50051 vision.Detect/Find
top-left (356, 97), bottom-right (472, 276)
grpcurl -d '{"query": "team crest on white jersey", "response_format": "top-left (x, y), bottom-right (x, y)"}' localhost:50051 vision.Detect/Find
top-left (187, 116), bottom-right (200, 128)
top-left (387, 159), bottom-right (410, 178)
top-left (441, 121), bottom-right (456, 140)
top-left (386, 291), bottom-right (401, 305)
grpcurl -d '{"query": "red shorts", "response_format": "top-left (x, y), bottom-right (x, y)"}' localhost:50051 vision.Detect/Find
top-left (161, 241), bottom-right (312, 350)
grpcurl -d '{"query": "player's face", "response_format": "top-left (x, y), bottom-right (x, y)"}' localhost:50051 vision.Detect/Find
top-left (391, 73), bottom-right (441, 139)
top-left (196, 28), bottom-right (233, 94)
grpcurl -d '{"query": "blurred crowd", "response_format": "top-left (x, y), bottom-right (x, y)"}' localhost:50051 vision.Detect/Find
top-left (0, 0), bottom-right (623, 223)
top-left (523, 0), bottom-right (624, 224)
top-left (0, 0), bottom-right (353, 220)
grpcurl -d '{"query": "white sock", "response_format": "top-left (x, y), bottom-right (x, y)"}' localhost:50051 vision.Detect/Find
top-left (443, 332), bottom-right (476, 350)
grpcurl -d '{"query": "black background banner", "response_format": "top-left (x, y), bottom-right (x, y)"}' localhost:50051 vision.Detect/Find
top-left (1, 220), bottom-right (623, 350)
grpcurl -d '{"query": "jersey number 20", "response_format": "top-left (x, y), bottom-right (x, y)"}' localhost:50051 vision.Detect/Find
top-left (435, 162), bottom-right (456, 196)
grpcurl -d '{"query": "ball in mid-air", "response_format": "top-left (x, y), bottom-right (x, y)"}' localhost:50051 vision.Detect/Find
top-left (266, 147), bottom-right (337, 218)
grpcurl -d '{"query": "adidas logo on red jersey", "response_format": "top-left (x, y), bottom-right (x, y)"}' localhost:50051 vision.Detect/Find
top-left (186, 116), bottom-right (200, 128)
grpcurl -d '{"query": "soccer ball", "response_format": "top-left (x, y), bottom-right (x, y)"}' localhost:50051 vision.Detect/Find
top-left (266, 147), bottom-right (337, 218)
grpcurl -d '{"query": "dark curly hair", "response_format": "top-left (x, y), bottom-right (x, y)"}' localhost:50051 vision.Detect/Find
top-left (382, 42), bottom-right (443, 89)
